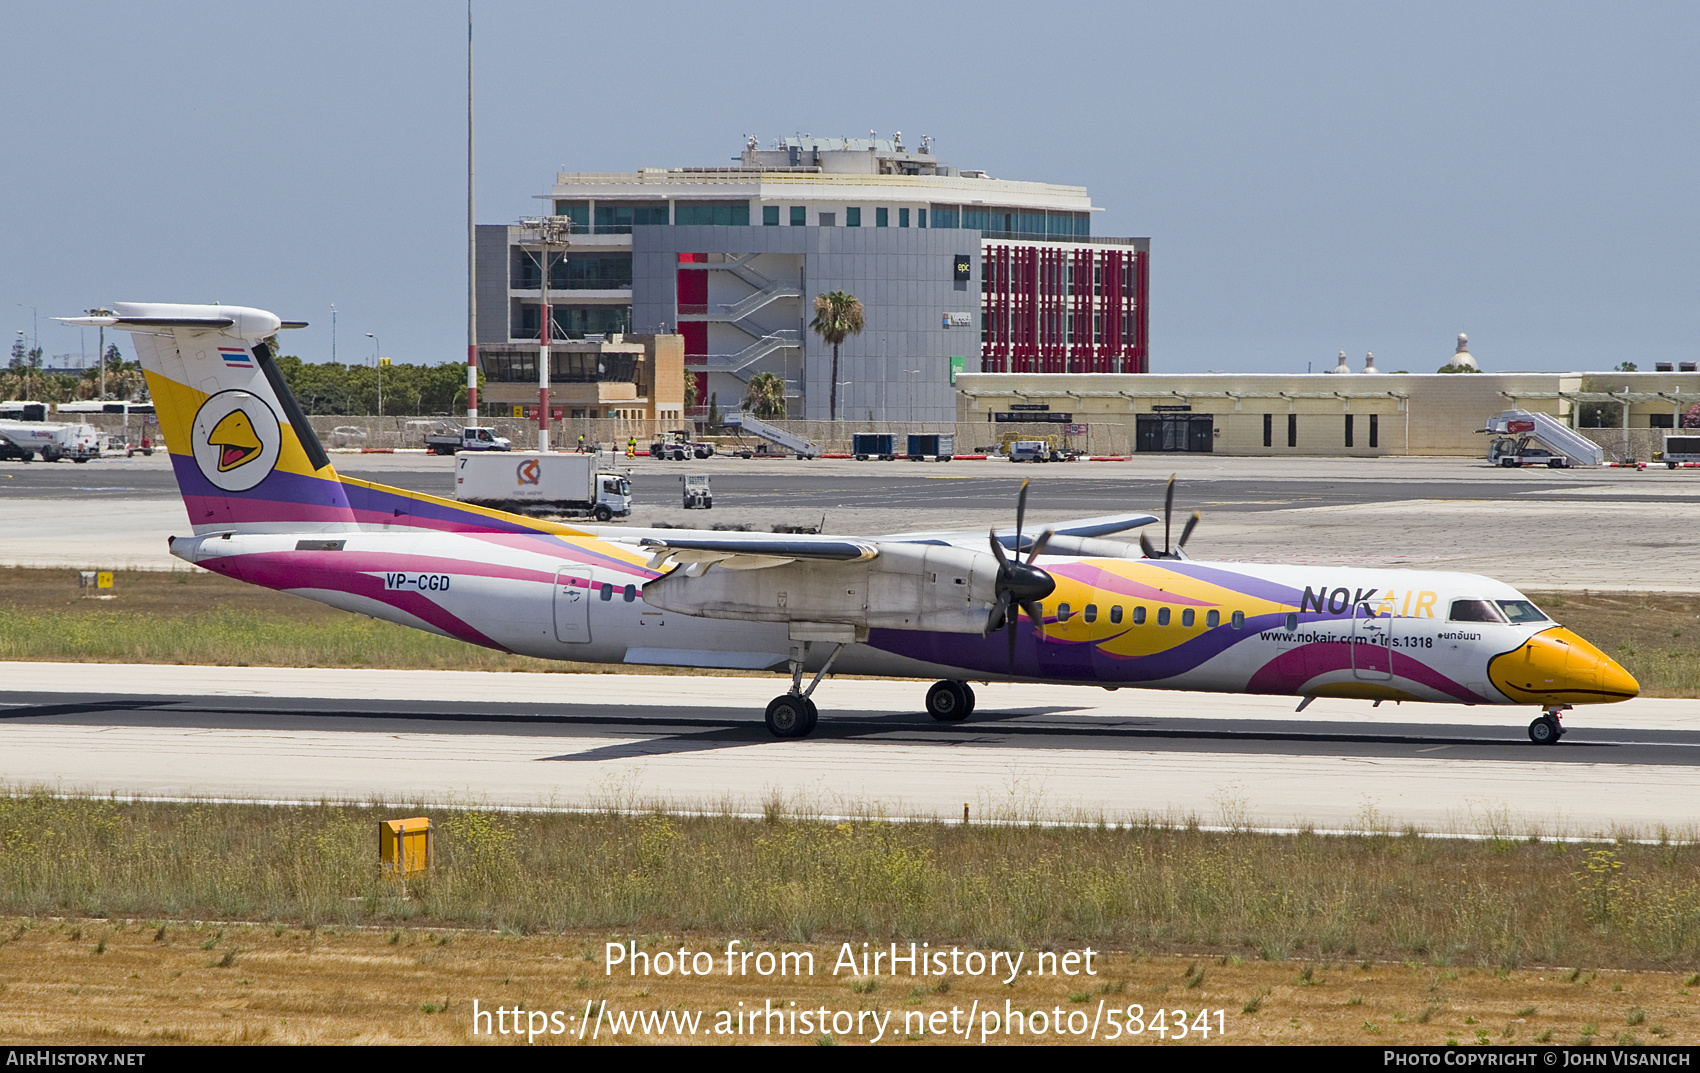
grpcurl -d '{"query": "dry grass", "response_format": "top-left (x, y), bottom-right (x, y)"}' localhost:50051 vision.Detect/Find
top-left (1, 920), bottom-right (1695, 1045)
top-left (4, 794), bottom-right (1700, 972)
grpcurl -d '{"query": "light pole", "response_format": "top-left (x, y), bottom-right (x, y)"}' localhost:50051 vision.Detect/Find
top-left (518, 215), bottom-right (571, 451)
top-left (365, 333), bottom-right (383, 419)
top-left (12, 331), bottom-right (25, 401)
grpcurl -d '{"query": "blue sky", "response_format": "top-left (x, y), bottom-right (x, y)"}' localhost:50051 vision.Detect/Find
top-left (3, 1), bottom-right (1695, 374)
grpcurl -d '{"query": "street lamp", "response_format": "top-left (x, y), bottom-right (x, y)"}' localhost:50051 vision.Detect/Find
top-left (13, 330), bottom-right (29, 402)
top-left (517, 214), bottom-right (572, 451)
top-left (365, 333), bottom-right (384, 419)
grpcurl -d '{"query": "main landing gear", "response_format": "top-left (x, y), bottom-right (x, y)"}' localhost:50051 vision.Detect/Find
top-left (764, 640), bottom-right (846, 739)
top-left (1528, 705), bottom-right (1570, 745)
top-left (925, 680), bottom-right (976, 722)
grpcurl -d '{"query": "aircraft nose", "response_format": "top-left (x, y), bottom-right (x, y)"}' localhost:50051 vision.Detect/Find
top-left (1488, 627), bottom-right (1639, 705)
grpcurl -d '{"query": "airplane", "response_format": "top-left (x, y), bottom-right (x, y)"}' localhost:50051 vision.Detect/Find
top-left (59, 302), bottom-right (1638, 746)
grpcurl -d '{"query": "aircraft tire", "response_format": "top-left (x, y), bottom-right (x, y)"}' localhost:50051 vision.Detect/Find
top-left (926, 680), bottom-right (972, 723)
top-left (1527, 715), bottom-right (1560, 745)
top-left (765, 694), bottom-right (813, 739)
top-left (801, 697), bottom-right (818, 735)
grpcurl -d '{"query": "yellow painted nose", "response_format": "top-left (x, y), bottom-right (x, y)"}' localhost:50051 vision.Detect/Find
top-left (1488, 627), bottom-right (1639, 705)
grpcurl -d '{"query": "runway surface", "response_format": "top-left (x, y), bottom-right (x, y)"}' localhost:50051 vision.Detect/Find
top-left (3, 663), bottom-right (1696, 837)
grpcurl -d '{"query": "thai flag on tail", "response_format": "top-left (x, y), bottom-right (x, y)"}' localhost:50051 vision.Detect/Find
top-left (218, 347), bottom-right (253, 368)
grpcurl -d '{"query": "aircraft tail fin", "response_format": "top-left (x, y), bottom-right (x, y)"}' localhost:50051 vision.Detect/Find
top-left (61, 302), bottom-right (587, 540)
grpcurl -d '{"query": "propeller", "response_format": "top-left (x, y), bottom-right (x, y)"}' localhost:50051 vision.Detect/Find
top-left (1139, 474), bottom-right (1203, 560)
top-left (985, 479), bottom-right (1057, 667)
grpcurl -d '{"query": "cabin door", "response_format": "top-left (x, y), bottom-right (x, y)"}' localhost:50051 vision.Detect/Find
top-left (553, 566), bottom-right (592, 643)
top-left (1351, 601), bottom-right (1394, 680)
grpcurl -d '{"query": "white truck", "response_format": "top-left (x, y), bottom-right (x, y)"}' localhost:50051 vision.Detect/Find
top-left (454, 452), bottom-right (631, 521)
top-left (424, 425), bottom-right (512, 455)
top-left (0, 421), bottom-right (103, 463)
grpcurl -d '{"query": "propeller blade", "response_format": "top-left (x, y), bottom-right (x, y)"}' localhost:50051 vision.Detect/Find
top-left (1008, 614), bottom-right (1018, 669)
top-left (1140, 532), bottom-right (1159, 559)
top-left (1025, 528), bottom-right (1054, 565)
top-left (1178, 511), bottom-right (1202, 549)
top-left (1015, 478), bottom-right (1030, 549)
top-left (985, 590), bottom-right (1012, 635)
top-left (1163, 474), bottom-right (1176, 554)
top-left (1022, 600), bottom-right (1047, 642)
top-left (987, 528), bottom-right (1011, 570)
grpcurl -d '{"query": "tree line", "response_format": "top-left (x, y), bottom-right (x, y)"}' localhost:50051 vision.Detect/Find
top-left (3, 342), bottom-right (145, 404)
top-left (271, 353), bottom-right (475, 415)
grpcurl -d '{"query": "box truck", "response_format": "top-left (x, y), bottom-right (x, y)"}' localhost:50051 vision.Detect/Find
top-left (454, 452), bottom-right (630, 521)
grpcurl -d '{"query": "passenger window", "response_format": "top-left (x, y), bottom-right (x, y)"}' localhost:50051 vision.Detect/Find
top-left (1157, 608), bottom-right (1171, 626)
top-left (1206, 609), bottom-right (1220, 628)
top-left (1181, 608), bottom-right (1195, 628)
top-left (1285, 613), bottom-right (1298, 631)
top-left (1133, 607), bottom-right (1146, 625)
top-left (1448, 599), bottom-right (1503, 623)
top-left (1083, 604), bottom-right (1097, 623)
top-left (623, 584), bottom-right (636, 602)
top-left (599, 583), bottom-right (613, 601)
top-left (1232, 610), bottom-right (1245, 629)
top-left (1110, 606), bottom-right (1123, 624)
top-left (1057, 603), bottom-right (1071, 622)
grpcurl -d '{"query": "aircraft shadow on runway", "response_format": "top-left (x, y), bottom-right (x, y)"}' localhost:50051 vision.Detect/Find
top-left (3, 691), bottom-right (1693, 767)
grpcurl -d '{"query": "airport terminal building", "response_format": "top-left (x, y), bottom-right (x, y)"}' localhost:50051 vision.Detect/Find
top-left (957, 343), bottom-right (1700, 459)
top-left (474, 135), bottom-right (1149, 422)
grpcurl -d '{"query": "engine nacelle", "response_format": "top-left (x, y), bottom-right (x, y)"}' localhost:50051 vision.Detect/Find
top-left (642, 543), bottom-right (997, 634)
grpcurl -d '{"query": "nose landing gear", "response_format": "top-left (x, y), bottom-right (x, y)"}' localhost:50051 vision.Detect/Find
top-left (1528, 705), bottom-right (1570, 745)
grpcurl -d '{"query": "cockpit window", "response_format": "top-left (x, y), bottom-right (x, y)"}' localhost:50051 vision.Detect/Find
top-left (1448, 599), bottom-right (1505, 623)
top-left (1495, 599), bottom-right (1550, 624)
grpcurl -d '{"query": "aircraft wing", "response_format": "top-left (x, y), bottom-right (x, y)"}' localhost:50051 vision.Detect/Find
top-left (639, 536), bottom-right (879, 572)
top-left (883, 511), bottom-right (1160, 554)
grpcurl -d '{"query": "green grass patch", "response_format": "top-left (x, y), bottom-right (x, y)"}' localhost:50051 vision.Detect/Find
top-left (4, 793), bottom-right (1700, 968)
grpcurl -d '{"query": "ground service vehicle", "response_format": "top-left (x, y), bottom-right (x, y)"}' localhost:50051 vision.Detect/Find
top-left (681, 474), bottom-right (712, 509)
top-left (722, 412), bottom-right (820, 459)
top-left (67, 302), bottom-right (1640, 749)
top-left (1662, 434), bottom-right (1700, 467)
top-left (852, 433), bottom-right (896, 461)
top-left (454, 452), bottom-right (630, 521)
top-left (426, 426), bottom-right (512, 455)
top-left (650, 431), bottom-right (714, 460)
top-left (907, 434), bottom-right (955, 462)
top-left (1482, 410), bottom-right (1601, 469)
top-left (0, 421), bottom-right (102, 462)
top-left (1006, 439), bottom-right (1048, 463)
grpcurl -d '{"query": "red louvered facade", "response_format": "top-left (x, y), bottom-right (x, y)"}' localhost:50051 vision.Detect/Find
top-left (979, 241), bottom-right (1148, 374)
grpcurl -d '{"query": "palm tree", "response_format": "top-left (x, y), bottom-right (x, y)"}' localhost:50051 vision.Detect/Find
top-left (743, 371), bottom-right (786, 419)
top-left (809, 291), bottom-right (864, 420)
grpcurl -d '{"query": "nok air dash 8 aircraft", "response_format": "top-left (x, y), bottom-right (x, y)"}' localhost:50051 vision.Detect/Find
top-left (61, 303), bottom-right (1638, 746)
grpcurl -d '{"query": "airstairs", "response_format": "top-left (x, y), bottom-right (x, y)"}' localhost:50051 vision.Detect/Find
top-left (1483, 410), bottom-right (1604, 468)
